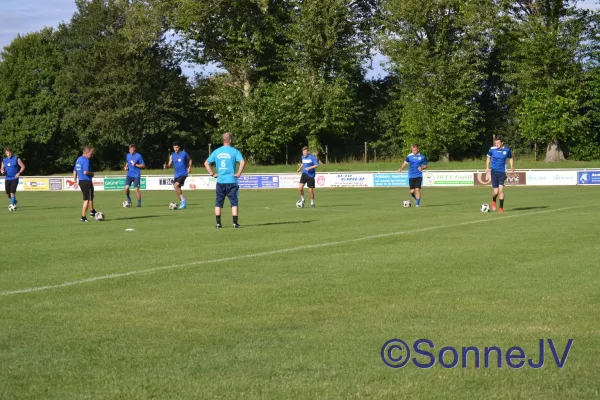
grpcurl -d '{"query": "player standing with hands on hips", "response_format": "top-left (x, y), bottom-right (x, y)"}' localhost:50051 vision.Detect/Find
top-left (73, 147), bottom-right (97, 222)
top-left (2, 147), bottom-right (25, 209)
top-left (398, 144), bottom-right (428, 207)
top-left (297, 146), bottom-right (319, 207)
top-left (124, 144), bottom-right (145, 207)
top-left (486, 135), bottom-right (514, 213)
top-left (167, 141), bottom-right (192, 209)
top-left (204, 133), bottom-right (245, 228)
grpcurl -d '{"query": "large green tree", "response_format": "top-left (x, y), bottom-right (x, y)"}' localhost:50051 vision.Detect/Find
top-left (380, 0), bottom-right (497, 161)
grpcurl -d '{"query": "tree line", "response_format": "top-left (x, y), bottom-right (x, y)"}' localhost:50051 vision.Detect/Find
top-left (1, 0), bottom-right (599, 173)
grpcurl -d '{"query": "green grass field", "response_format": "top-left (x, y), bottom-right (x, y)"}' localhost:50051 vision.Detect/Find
top-left (1, 187), bottom-right (600, 399)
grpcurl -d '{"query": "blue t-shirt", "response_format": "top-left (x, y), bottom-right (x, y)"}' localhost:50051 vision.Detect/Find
top-left (301, 154), bottom-right (319, 178)
top-left (405, 153), bottom-right (428, 178)
top-left (487, 146), bottom-right (513, 172)
top-left (74, 156), bottom-right (92, 181)
top-left (172, 151), bottom-right (190, 178)
top-left (206, 146), bottom-right (244, 184)
top-left (126, 152), bottom-right (145, 178)
top-left (2, 155), bottom-right (20, 181)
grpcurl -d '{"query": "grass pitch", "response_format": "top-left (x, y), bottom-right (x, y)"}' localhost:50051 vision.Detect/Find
top-left (1, 187), bottom-right (600, 399)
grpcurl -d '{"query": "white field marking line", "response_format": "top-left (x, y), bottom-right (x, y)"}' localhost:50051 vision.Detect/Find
top-left (0, 205), bottom-right (584, 297)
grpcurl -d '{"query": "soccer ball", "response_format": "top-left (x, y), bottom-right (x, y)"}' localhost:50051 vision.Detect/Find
top-left (403, 200), bottom-right (411, 208)
top-left (480, 204), bottom-right (490, 213)
top-left (296, 200), bottom-right (304, 208)
top-left (8, 204), bottom-right (16, 211)
top-left (122, 201), bottom-right (131, 208)
top-left (169, 202), bottom-right (177, 210)
top-left (95, 212), bottom-right (105, 221)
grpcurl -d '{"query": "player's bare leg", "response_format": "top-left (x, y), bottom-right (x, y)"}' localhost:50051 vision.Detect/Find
top-left (298, 183), bottom-right (305, 204)
top-left (308, 188), bottom-right (315, 207)
top-left (125, 185), bottom-right (131, 204)
top-left (135, 186), bottom-right (142, 207)
top-left (414, 188), bottom-right (421, 207)
top-left (498, 186), bottom-right (505, 212)
top-left (492, 187), bottom-right (499, 211)
top-left (81, 200), bottom-right (89, 219)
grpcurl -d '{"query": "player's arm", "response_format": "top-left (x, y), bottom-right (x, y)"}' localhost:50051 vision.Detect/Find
top-left (418, 163), bottom-right (428, 172)
top-left (15, 158), bottom-right (25, 177)
top-left (485, 156), bottom-right (491, 174)
top-left (234, 159), bottom-right (246, 178)
top-left (167, 155), bottom-right (172, 168)
top-left (204, 160), bottom-right (216, 177)
top-left (397, 161), bottom-right (408, 172)
top-left (137, 159), bottom-right (146, 169)
top-left (124, 161), bottom-right (128, 171)
top-left (187, 156), bottom-right (193, 174)
top-left (509, 156), bottom-right (514, 173)
top-left (1, 163), bottom-right (4, 175)
top-left (307, 158), bottom-right (319, 170)
top-left (83, 159), bottom-right (93, 177)
top-left (296, 162), bottom-right (302, 173)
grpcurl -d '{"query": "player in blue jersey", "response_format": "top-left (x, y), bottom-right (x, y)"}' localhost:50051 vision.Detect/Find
top-left (73, 146), bottom-right (97, 222)
top-left (485, 135), bottom-right (514, 213)
top-left (296, 146), bottom-right (319, 207)
top-left (397, 144), bottom-right (428, 207)
top-left (167, 141), bottom-right (192, 209)
top-left (1, 147), bottom-right (25, 208)
top-left (204, 133), bottom-right (246, 228)
top-left (124, 144), bottom-right (145, 207)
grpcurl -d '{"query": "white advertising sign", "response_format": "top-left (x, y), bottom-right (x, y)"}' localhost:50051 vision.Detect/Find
top-left (526, 171), bottom-right (577, 186)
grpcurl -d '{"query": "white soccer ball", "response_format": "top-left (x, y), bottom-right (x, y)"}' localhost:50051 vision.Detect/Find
top-left (122, 201), bottom-right (131, 208)
top-left (8, 204), bottom-right (16, 211)
top-left (95, 212), bottom-right (105, 221)
top-left (480, 204), bottom-right (490, 213)
top-left (403, 200), bottom-right (411, 208)
top-left (296, 200), bottom-right (304, 208)
top-left (169, 202), bottom-right (177, 210)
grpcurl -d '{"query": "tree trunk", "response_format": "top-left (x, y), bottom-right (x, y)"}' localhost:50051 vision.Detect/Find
top-left (544, 140), bottom-right (565, 162)
top-left (439, 151), bottom-right (450, 162)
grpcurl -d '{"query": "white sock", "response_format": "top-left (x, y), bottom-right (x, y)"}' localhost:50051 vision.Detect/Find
top-left (301, 196), bottom-right (305, 201)
top-left (311, 199), bottom-right (315, 204)
top-left (180, 195), bottom-right (185, 201)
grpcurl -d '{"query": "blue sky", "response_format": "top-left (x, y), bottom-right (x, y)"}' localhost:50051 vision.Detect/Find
top-left (1, 0), bottom-right (598, 79)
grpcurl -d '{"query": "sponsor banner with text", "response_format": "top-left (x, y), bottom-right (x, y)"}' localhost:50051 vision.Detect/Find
top-left (373, 173), bottom-right (409, 187)
top-left (577, 171), bottom-right (600, 185)
top-left (473, 172), bottom-right (527, 186)
top-left (0, 178), bottom-right (24, 189)
top-left (324, 174), bottom-right (372, 187)
top-left (278, 174), bottom-right (301, 188)
top-left (526, 171), bottom-right (577, 186)
top-left (423, 172), bottom-right (474, 186)
top-left (103, 177), bottom-right (146, 190)
top-left (23, 178), bottom-right (49, 191)
top-left (238, 175), bottom-right (279, 189)
top-left (188, 176), bottom-right (217, 190)
top-left (49, 178), bottom-right (63, 191)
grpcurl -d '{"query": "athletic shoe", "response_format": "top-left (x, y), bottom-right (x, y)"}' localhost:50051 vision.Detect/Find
top-left (136, 204), bottom-right (141, 208)
top-left (80, 217), bottom-right (88, 223)
top-left (216, 223), bottom-right (222, 228)
top-left (498, 208), bottom-right (504, 213)
top-left (311, 204), bottom-right (315, 208)
top-left (233, 223), bottom-right (240, 228)
top-left (415, 205), bottom-right (420, 207)
top-left (491, 201), bottom-right (497, 211)
top-left (178, 200), bottom-right (187, 209)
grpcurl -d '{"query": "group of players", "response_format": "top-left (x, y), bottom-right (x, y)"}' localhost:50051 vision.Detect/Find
top-left (2, 134), bottom-right (514, 224)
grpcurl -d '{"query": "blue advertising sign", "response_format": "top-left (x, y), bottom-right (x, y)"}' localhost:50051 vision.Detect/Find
top-left (238, 175), bottom-right (280, 189)
top-left (373, 173), bottom-right (409, 187)
top-left (578, 171), bottom-right (600, 185)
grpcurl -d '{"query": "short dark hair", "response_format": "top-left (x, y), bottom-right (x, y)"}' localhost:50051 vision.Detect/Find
top-left (495, 135), bottom-right (504, 142)
top-left (129, 144), bottom-right (136, 148)
top-left (302, 146), bottom-right (309, 151)
top-left (411, 144), bottom-right (419, 148)
top-left (4, 147), bottom-right (12, 152)
top-left (172, 140), bottom-right (181, 147)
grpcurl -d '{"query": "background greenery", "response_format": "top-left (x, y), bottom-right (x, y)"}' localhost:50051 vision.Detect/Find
top-left (2, 0), bottom-right (600, 173)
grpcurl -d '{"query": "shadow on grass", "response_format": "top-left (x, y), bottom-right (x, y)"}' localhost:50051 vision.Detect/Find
top-left (245, 220), bottom-right (317, 227)
top-left (317, 204), bottom-right (361, 208)
top-left (508, 206), bottom-right (549, 212)
top-left (418, 204), bottom-right (462, 207)
top-left (110, 215), bottom-right (162, 221)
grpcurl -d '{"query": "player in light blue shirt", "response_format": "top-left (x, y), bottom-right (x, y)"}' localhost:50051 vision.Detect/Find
top-left (398, 144), bottom-right (428, 207)
top-left (124, 144), bottom-right (145, 207)
top-left (296, 146), bottom-right (319, 207)
top-left (204, 133), bottom-right (246, 228)
top-left (2, 147), bottom-right (25, 208)
top-left (485, 135), bottom-right (514, 212)
top-left (167, 141), bottom-right (192, 209)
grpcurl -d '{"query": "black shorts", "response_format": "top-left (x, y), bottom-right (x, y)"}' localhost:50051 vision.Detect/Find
top-left (5, 179), bottom-right (18, 195)
top-left (174, 176), bottom-right (187, 187)
top-left (216, 183), bottom-right (239, 207)
top-left (409, 177), bottom-right (423, 190)
top-left (79, 180), bottom-right (94, 201)
top-left (300, 173), bottom-right (316, 189)
top-left (491, 171), bottom-right (506, 188)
